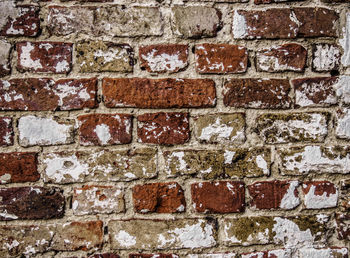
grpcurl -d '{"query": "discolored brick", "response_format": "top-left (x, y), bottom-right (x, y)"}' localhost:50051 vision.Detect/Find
top-left (137, 112), bottom-right (189, 145)
top-left (102, 78), bottom-right (216, 108)
top-left (297, 248), bottom-right (349, 258)
top-left (223, 79), bottom-right (292, 109)
top-left (312, 44), bottom-right (340, 72)
top-left (336, 213), bottom-right (350, 240)
top-left (0, 2), bottom-right (40, 36)
top-left (0, 40), bottom-right (11, 77)
top-left (90, 254), bottom-right (120, 258)
top-left (0, 117), bottom-right (13, 146)
top-left (139, 44), bottom-right (188, 73)
top-left (171, 6), bottom-right (222, 38)
top-left (16, 42), bottom-right (73, 74)
top-left (256, 43), bottom-right (307, 72)
top-left (302, 181), bottom-right (338, 209)
top-left (76, 41), bottom-right (134, 73)
top-left (255, 112), bottom-right (329, 143)
top-left (194, 113), bottom-right (245, 144)
top-left (78, 113), bottom-right (132, 146)
top-left (0, 152), bottom-right (39, 184)
top-left (129, 255), bottom-right (177, 258)
top-left (232, 8), bottom-right (338, 39)
top-left (248, 180), bottom-right (300, 210)
top-left (195, 44), bottom-right (248, 74)
top-left (241, 250), bottom-right (292, 258)
top-left (335, 108), bottom-right (350, 139)
top-left (340, 180), bottom-right (350, 210)
top-left (191, 181), bottom-right (245, 213)
top-left (42, 148), bottom-right (157, 183)
top-left (133, 182), bottom-right (186, 213)
top-left (73, 185), bottom-right (124, 215)
top-left (0, 186), bottom-right (65, 220)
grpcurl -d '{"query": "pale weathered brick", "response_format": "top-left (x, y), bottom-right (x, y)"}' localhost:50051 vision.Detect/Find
top-left (76, 41), bottom-right (134, 73)
top-left (335, 108), bottom-right (350, 139)
top-left (109, 219), bottom-right (217, 249)
top-left (18, 116), bottom-right (74, 147)
top-left (194, 113), bottom-right (245, 144)
top-left (312, 44), bottom-right (340, 72)
top-left (222, 215), bottom-right (327, 247)
top-left (302, 181), bottom-right (338, 209)
top-left (241, 250), bottom-right (292, 258)
top-left (278, 145), bottom-right (350, 175)
top-left (297, 248), bottom-right (348, 258)
top-left (171, 6), bottom-right (222, 38)
top-left (42, 148), bottom-right (157, 183)
top-left (72, 185), bottom-right (124, 215)
top-left (255, 113), bottom-right (329, 143)
top-left (0, 40), bottom-right (11, 77)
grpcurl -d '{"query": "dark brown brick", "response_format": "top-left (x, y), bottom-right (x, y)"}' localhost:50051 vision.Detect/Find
top-left (0, 117), bottom-right (13, 146)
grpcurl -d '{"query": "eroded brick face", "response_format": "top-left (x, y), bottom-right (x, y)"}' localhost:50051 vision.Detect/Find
top-left (302, 181), bottom-right (338, 209)
top-left (0, 117), bottom-right (13, 146)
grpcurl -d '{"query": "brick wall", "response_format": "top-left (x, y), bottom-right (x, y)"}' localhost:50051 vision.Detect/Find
top-left (0, 0), bottom-right (349, 257)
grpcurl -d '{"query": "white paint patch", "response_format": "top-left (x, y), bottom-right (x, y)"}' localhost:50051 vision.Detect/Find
top-left (94, 47), bottom-right (130, 64)
top-left (336, 108), bottom-right (350, 139)
top-left (255, 155), bottom-right (269, 175)
top-left (0, 173), bottom-right (11, 183)
top-left (19, 42), bottom-right (43, 70)
top-left (168, 151), bottom-right (187, 173)
top-left (142, 49), bottom-right (186, 72)
top-left (0, 210), bottom-right (18, 219)
top-left (335, 76), bottom-right (350, 104)
top-left (232, 10), bottom-right (248, 38)
top-left (188, 254), bottom-right (236, 258)
top-left (224, 150), bottom-right (235, 165)
top-left (297, 248), bottom-right (348, 258)
top-left (55, 60), bottom-right (70, 73)
top-left (282, 145), bottom-right (350, 174)
top-left (313, 44), bottom-right (340, 71)
top-left (18, 116), bottom-right (72, 146)
top-left (115, 230), bottom-right (136, 247)
top-left (4, 239), bottom-right (20, 250)
top-left (303, 184), bottom-right (338, 209)
top-left (340, 13), bottom-right (350, 66)
top-left (94, 124), bottom-right (111, 145)
top-left (53, 82), bottom-right (90, 107)
top-left (0, 40), bottom-right (11, 70)
top-left (280, 181), bottom-right (300, 209)
top-left (0, 0), bottom-right (20, 30)
top-left (199, 118), bottom-right (240, 142)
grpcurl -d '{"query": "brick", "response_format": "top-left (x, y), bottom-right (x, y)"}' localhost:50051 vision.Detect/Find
top-left (191, 181), bottom-right (245, 213)
top-left (223, 79), bottom-right (291, 109)
top-left (109, 219), bottom-right (216, 249)
top-left (195, 44), bottom-right (247, 74)
top-left (336, 213), bottom-right (350, 240)
top-left (302, 181), bottom-right (338, 209)
top-left (248, 180), bottom-right (300, 210)
top-left (194, 113), bottom-right (245, 144)
top-left (340, 180), bottom-right (350, 210)
top-left (341, 13), bottom-right (350, 67)
top-left (54, 78), bottom-right (98, 110)
top-left (130, 255), bottom-right (178, 258)
top-left (254, 0), bottom-right (301, 4)
top-left (222, 215), bottom-right (327, 247)
top-left (76, 41), bottom-right (133, 73)
top-left (171, 7), bottom-right (222, 38)
top-left (0, 117), bottom-right (13, 146)
top-left (255, 112), bottom-right (329, 143)
top-left (18, 115), bottom-right (74, 147)
top-left (102, 78), bottom-right (216, 108)
top-left (312, 44), bottom-right (340, 72)
top-left (0, 2), bottom-right (39, 36)
top-left (137, 112), bottom-right (189, 145)
top-left (73, 185), bottom-right (124, 215)
top-left (0, 78), bottom-right (97, 111)
top-left (132, 182), bottom-right (185, 213)
top-left (51, 221), bottom-right (103, 251)
top-left (0, 40), bottom-right (11, 77)
top-left (139, 44), bottom-right (188, 73)
top-left (256, 44), bottom-right (307, 72)
top-left (95, 6), bottom-right (163, 37)
top-left (188, 254), bottom-right (236, 258)
top-left (335, 76), bottom-right (350, 104)
top-left (0, 152), bottom-right (39, 184)
top-left (0, 186), bottom-right (64, 220)
top-left (78, 114), bottom-right (132, 146)
top-left (42, 148), bottom-right (157, 183)
top-left (293, 77), bottom-right (338, 107)
top-left (90, 254), bottom-right (119, 258)
top-left (297, 248), bottom-right (348, 258)
top-left (232, 8), bottom-right (338, 39)
top-left (47, 6), bottom-right (95, 36)
top-left (17, 42), bottom-right (73, 74)
top-left (335, 108), bottom-right (350, 139)
top-left (278, 145), bottom-right (350, 175)
top-left (241, 250), bottom-right (292, 258)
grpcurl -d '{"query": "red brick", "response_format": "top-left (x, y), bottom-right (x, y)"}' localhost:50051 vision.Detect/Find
top-left (139, 44), bottom-right (188, 73)
top-left (191, 181), bottom-right (245, 213)
top-left (0, 186), bottom-right (64, 220)
top-left (293, 77), bottom-right (338, 107)
top-left (312, 43), bottom-right (340, 72)
top-left (102, 78), bottom-right (216, 108)
top-left (223, 78), bottom-right (291, 109)
top-left (195, 44), bottom-right (248, 74)
top-left (302, 181), bottom-right (338, 209)
top-left (78, 114), bottom-right (132, 146)
top-left (248, 180), bottom-right (300, 210)
top-left (54, 78), bottom-right (97, 110)
top-left (336, 213), bottom-right (350, 240)
top-left (0, 4), bottom-right (40, 37)
top-left (132, 182), bottom-right (186, 213)
top-left (256, 43), bottom-right (307, 72)
top-left (137, 112), bottom-right (189, 145)
top-left (0, 117), bottom-right (13, 146)
top-left (233, 8), bottom-right (338, 39)
top-left (0, 152), bottom-right (39, 184)
top-left (17, 42), bottom-right (73, 73)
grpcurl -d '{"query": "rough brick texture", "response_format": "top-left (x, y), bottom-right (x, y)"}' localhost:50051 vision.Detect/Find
top-left (0, 0), bottom-right (348, 256)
